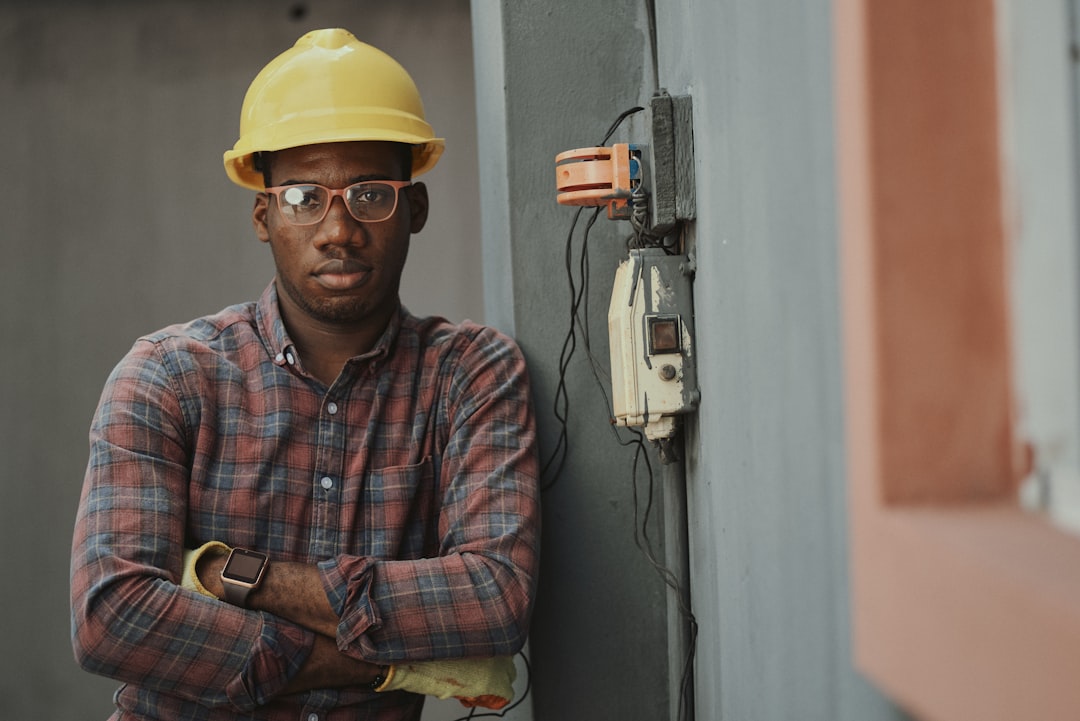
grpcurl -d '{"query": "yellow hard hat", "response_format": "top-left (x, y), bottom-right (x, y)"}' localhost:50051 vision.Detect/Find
top-left (223, 28), bottom-right (445, 190)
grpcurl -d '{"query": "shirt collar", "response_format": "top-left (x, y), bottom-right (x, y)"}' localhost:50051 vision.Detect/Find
top-left (255, 281), bottom-right (403, 370)
top-left (366, 304), bottom-right (402, 364)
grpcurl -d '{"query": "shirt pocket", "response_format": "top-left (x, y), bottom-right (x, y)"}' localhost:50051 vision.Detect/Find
top-left (361, 456), bottom-right (437, 560)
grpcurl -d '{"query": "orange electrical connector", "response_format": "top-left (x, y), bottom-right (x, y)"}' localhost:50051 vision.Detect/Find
top-left (555, 143), bottom-right (641, 219)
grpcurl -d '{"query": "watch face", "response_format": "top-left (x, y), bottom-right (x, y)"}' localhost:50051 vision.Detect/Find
top-left (222, 549), bottom-right (267, 584)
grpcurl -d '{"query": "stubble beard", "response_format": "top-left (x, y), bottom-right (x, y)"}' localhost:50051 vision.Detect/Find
top-left (277, 273), bottom-right (373, 325)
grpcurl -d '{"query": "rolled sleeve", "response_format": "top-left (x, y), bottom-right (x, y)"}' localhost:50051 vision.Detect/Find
top-left (70, 339), bottom-right (315, 711)
top-left (229, 616), bottom-right (315, 708)
top-left (318, 555), bottom-right (383, 651)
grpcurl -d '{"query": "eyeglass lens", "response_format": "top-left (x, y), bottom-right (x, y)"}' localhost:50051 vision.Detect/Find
top-left (276, 182), bottom-right (401, 225)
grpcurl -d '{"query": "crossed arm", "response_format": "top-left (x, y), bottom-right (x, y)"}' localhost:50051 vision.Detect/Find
top-left (192, 552), bottom-right (382, 693)
top-left (71, 329), bottom-right (540, 712)
top-left (186, 547), bottom-right (519, 707)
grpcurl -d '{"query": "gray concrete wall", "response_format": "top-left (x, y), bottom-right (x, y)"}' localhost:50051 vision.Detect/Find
top-left (473, 0), bottom-right (914, 719)
top-left (654, 2), bottom-right (907, 718)
top-left (472, 2), bottom-right (675, 719)
top-left (0, 2), bottom-right (480, 719)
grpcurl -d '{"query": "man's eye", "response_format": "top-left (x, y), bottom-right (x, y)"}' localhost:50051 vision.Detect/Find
top-left (283, 186), bottom-right (321, 207)
top-left (355, 189), bottom-right (387, 204)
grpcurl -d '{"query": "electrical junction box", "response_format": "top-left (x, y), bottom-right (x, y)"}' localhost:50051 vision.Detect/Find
top-left (555, 143), bottom-right (644, 220)
top-left (553, 93), bottom-right (698, 452)
top-left (608, 247), bottom-right (699, 442)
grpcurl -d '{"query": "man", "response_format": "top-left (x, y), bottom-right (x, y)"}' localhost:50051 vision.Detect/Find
top-left (70, 28), bottom-right (540, 721)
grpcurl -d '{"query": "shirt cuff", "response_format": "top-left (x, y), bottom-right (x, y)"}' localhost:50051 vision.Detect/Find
top-left (225, 615), bottom-right (315, 710)
top-left (318, 556), bottom-right (383, 654)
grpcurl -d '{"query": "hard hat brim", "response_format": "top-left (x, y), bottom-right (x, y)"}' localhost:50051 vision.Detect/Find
top-left (224, 137), bottom-right (445, 191)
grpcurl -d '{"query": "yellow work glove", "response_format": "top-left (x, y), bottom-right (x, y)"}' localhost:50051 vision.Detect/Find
top-left (377, 655), bottom-right (517, 709)
top-left (181, 541), bottom-right (231, 598)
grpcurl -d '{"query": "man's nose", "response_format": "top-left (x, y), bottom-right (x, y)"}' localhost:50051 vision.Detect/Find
top-left (314, 196), bottom-right (365, 247)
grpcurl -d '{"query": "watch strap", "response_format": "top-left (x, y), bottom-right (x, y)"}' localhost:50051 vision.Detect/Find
top-left (222, 578), bottom-right (254, 607)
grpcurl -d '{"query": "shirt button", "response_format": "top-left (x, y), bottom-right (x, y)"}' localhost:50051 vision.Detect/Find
top-left (320, 476), bottom-right (334, 490)
top-left (286, 352), bottom-right (296, 365)
top-left (327, 402), bottom-right (338, 415)
top-left (308, 714), bottom-right (319, 721)
top-left (275, 353), bottom-right (285, 363)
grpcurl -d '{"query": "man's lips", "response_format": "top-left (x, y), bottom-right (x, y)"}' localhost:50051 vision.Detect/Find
top-left (312, 258), bottom-right (371, 291)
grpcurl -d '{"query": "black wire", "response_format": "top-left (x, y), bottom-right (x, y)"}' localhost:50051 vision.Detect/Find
top-left (559, 212), bottom-right (699, 721)
top-left (626, 428), bottom-right (698, 721)
top-left (538, 207), bottom-right (583, 490)
top-left (576, 209), bottom-right (595, 349)
top-left (599, 106), bottom-right (645, 145)
top-left (591, 422), bottom-right (699, 721)
top-left (542, 104), bottom-right (643, 490)
top-left (541, 105), bottom-right (646, 492)
top-left (539, 104), bottom-right (698, 721)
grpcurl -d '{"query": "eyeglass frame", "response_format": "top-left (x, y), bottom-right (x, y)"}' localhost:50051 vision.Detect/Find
top-left (263, 180), bottom-right (413, 226)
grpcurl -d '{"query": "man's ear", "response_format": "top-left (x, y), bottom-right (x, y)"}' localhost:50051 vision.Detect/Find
top-left (253, 193), bottom-right (270, 243)
top-left (406, 182), bottom-right (429, 234)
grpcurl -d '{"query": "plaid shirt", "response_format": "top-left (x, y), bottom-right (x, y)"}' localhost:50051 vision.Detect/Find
top-left (70, 283), bottom-right (540, 721)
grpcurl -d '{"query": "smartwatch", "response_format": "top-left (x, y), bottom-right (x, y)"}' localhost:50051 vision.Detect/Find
top-left (220, 548), bottom-right (269, 607)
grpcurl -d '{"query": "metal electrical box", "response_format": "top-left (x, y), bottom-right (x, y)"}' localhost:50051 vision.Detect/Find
top-left (608, 248), bottom-right (699, 443)
top-left (554, 93), bottom-right (698, 453)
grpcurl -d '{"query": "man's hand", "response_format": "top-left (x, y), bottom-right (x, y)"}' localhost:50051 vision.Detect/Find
top-left (377, 656), bottom-right (517, 710)
top-left (282, 634), bottom-right (385, 695)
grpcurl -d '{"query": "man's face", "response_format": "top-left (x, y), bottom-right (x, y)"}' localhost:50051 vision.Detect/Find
top-left (253, 141), bottom-right (428, 334)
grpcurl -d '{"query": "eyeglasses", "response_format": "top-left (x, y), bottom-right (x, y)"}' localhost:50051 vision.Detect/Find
top-left (265, 180), bottom-right (412, 226)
